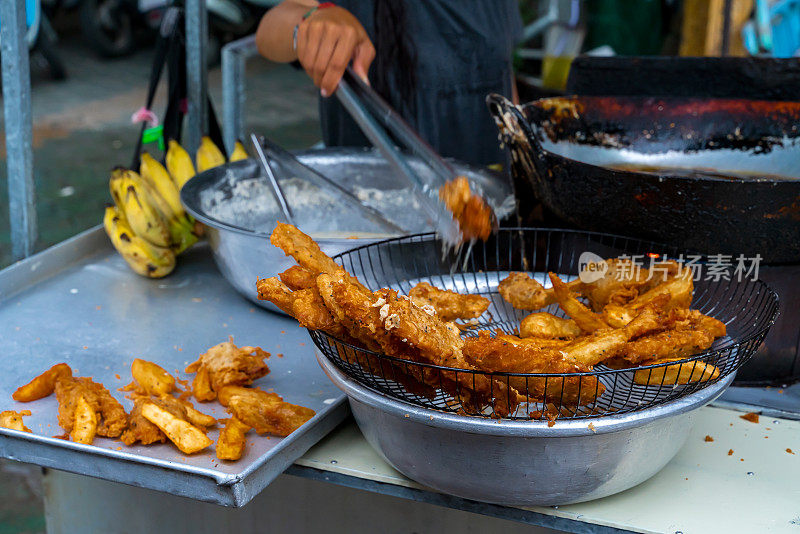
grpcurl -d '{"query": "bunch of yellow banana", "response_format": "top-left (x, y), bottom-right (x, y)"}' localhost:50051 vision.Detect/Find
top-left (103, 136), bottom-right (249, 278)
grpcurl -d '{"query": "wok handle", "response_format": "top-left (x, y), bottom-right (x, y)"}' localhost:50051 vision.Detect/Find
top-left (485, 94), bottom-right (551, 191)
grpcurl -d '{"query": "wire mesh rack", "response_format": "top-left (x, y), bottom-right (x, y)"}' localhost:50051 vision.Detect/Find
top-left (309, 229), bottom-right (779, 420)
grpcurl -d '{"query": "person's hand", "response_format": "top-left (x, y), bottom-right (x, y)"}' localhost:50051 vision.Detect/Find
top-left (296, 6), bottom-right (375, 96)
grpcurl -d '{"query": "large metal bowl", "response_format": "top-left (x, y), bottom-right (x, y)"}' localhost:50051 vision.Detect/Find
top-left (181, 148), bottom-right (512, 313)
top-left (317, 350), bottom-right (734, 506)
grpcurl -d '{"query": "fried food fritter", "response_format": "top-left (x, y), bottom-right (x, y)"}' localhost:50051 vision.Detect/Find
top-left (270, 221), bottom-right (366, 290)
top-left (0, 410), bottom-right (32, 432)
top-left (520, 312), bottom-right (582, 339)
top-left (438, 176), bottom-right (495, 241)
top-left (632, 358), bottom-right (720, 385)
top-left (409, 281), bottom-right (490, 322)
top-left (602, 268), bottom-right (693, 328)
top-left (55, 377), bottom-right (127, 440)
top-left (120, 398), bottom-right (168, 446)
top-left (217, 416), bottom-right (251, 460)
top-left (219, 386), bottom-right (315, 437)
top-left (463, 332), bottom-right (604, 405)
top-left (120, 395), bottom-right (215, 446)
top-left (498, 272), bottom-right (585, 311)
top-left (185, 338), bottom-right (270, 402)
top-left (13, 363), bottom-right (73, 402)
top-left (71, 396), bottom-right (98, 444)
top-left (279, 265), bottom-right (317, 290)
top-left (140, 402), bottom-right (212, 454)
top-left (122, 359), bottom-right (176, 397)
top-left (579, 259), bottom-right (678, 311)
top-left (549, 273), bottom-right (609, 333)
top-left (557, 305), bottom-right (665, 367)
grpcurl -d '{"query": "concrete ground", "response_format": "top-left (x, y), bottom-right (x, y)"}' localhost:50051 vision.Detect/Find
top-left (0, 28), bottom-right (320, 533)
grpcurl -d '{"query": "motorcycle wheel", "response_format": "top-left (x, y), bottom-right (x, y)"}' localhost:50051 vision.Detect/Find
top-left (79, 0), bottom-right (136, 58)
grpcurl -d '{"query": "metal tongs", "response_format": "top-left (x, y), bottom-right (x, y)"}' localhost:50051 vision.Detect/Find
top-left (250, 133), bottom-right (404, 234)
top-left (336, 67), bottom-right (463, 247)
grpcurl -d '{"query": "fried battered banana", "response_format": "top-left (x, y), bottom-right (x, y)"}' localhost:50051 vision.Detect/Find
top-left (185, 338), bottom-right (270, 402)
top-left (279, 265), bottom-right (317, 290)
top-left (409, 281), bottom-right (490, 322)
top-left (632, 358), bottom-right (720, 385)
top-left (120, 395), bottom-right (215, 446)
top-left (520, 312), bottom-right (582, 339)
top-left (549, 273), bottom-right (609, 333)
top-left (55, 377), bottom-right (127, 440)
top-left (438, 176), bottom-right (495, 241)
top-left (219, 386), bottom-right (315, 437)
top-left (71, 396), bottom-right (98, 444)
top-left (140, 402), bottom-right (212, 454)
top-left (122, 359), bottom-right (177, 397)
top-left (498, 272), bottom-right (584, 311)
top-left (13, 363), bottom-right (73, 402)
top-left (0, 410), bottom-right (32, 432)
top-left (217, 416), bottom-right (251, 460)
top-left (463, 332), bottom-right (603, 405)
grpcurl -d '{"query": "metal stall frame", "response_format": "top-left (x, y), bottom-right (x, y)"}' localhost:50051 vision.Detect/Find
top-left (1, 0), bottom-right (37, 261)
top-left (221, 34), bottom-right (258, 155)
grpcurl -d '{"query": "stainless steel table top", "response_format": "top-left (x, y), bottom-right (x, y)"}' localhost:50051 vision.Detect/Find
top-left (0, 227), bottom-right (347, 507)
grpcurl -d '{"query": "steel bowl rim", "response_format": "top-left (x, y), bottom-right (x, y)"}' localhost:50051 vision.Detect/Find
top-left (316, 349), bottom-right (733, 438)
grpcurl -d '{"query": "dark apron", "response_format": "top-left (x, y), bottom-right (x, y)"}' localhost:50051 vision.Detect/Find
top-left (319, 0), bottom-right (522, 167)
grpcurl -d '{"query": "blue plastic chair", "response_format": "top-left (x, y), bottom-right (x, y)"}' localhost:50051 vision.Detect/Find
top-left (743, 0), bottom-right (800, 57)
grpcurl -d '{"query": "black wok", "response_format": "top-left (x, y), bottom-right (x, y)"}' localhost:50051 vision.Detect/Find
top-left (488, 94), bottom-right (800, 264)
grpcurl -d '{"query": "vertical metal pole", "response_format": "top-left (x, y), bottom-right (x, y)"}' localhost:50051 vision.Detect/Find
top-left (221, 35), bottom-right (256, 154)
top-left (1, 0), bottom-right (37, 260)
top-left (185, 0), bottom-right (208, 155)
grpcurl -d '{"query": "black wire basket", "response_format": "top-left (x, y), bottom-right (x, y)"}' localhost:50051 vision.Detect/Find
top-left (309, 229), bottom-right (779, 420)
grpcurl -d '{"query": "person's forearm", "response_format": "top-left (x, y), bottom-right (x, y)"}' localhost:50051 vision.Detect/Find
top-left (256, 0), bottom-right (318, 62)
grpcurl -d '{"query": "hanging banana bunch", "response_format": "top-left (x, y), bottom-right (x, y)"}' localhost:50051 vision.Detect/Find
top-left (103, 137), bottom-right (248, 278)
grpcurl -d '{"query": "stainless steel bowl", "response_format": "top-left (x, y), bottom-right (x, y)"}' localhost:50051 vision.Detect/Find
top-left (181, 148), bottom-right (512, 313)
top-left (317, 350), bottom-right (734, 506)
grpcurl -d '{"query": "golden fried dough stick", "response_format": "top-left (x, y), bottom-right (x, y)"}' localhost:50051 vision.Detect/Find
top-left (71, 396), bottom-right (98, 445)
top-left (279, 265), bottom-right (317, 290)
top-left (549, 273), bottom-right (609, 333)
top-left (559, 306), bottom-right (665, 367)
top-left (258, 276), bottom-right (351, 340)
top-left (141, 402), bottom-right (212, 454)
top-left (317, 273), bottom-right (520, 415)
top-left (219, 386), bottom-right (315, 437)
top-left (55, 377), bottom-right (127, 439)
top-left (409, 281), bottom-right (490, 322)
top-left (13, 363), bottom-right (73, 402)
top-left (122, 359), bottom-right (176, 397)
top-left (520, 312), bottom-right (582, 339)
top-left (217, 417), bottom-right (251, 460)
top-left (438, 176), bottom-right (495, 241)
top-left (256, 276), bottom-right (296, 315)
top-left (579, 259), bottom-right (677, 311)
top-left (617, 309), bottom-right (727, 364)
top-left (270, 221), bottom-right (366, 290)
top-left (0, 410), bottom-right (32, 432)
top-left (462, 332), bottom-right (603, 406)
top-left (185, 338), bottom-right (270, 402)
top-left (631, 358), bottom-right (720, 385)
top-left (603, 268), bottom-right (693, 328)
top-left (498, 273), bottom-right (584, 311)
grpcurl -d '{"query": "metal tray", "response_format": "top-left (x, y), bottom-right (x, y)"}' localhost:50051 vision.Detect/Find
top-left (0, 227), bottom-right (348, 507)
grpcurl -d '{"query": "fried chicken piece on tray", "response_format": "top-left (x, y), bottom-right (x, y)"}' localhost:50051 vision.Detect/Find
top-left (438, 176), bottom-right (495, 242)
top-left (409, 281), bottom-right (490, 322)
top-left (55, 376), bottom-right (127, 441)
top-left (0, 410), bottom-right (32, 432)
top-left (185, 338), bottom-right (270, 402)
